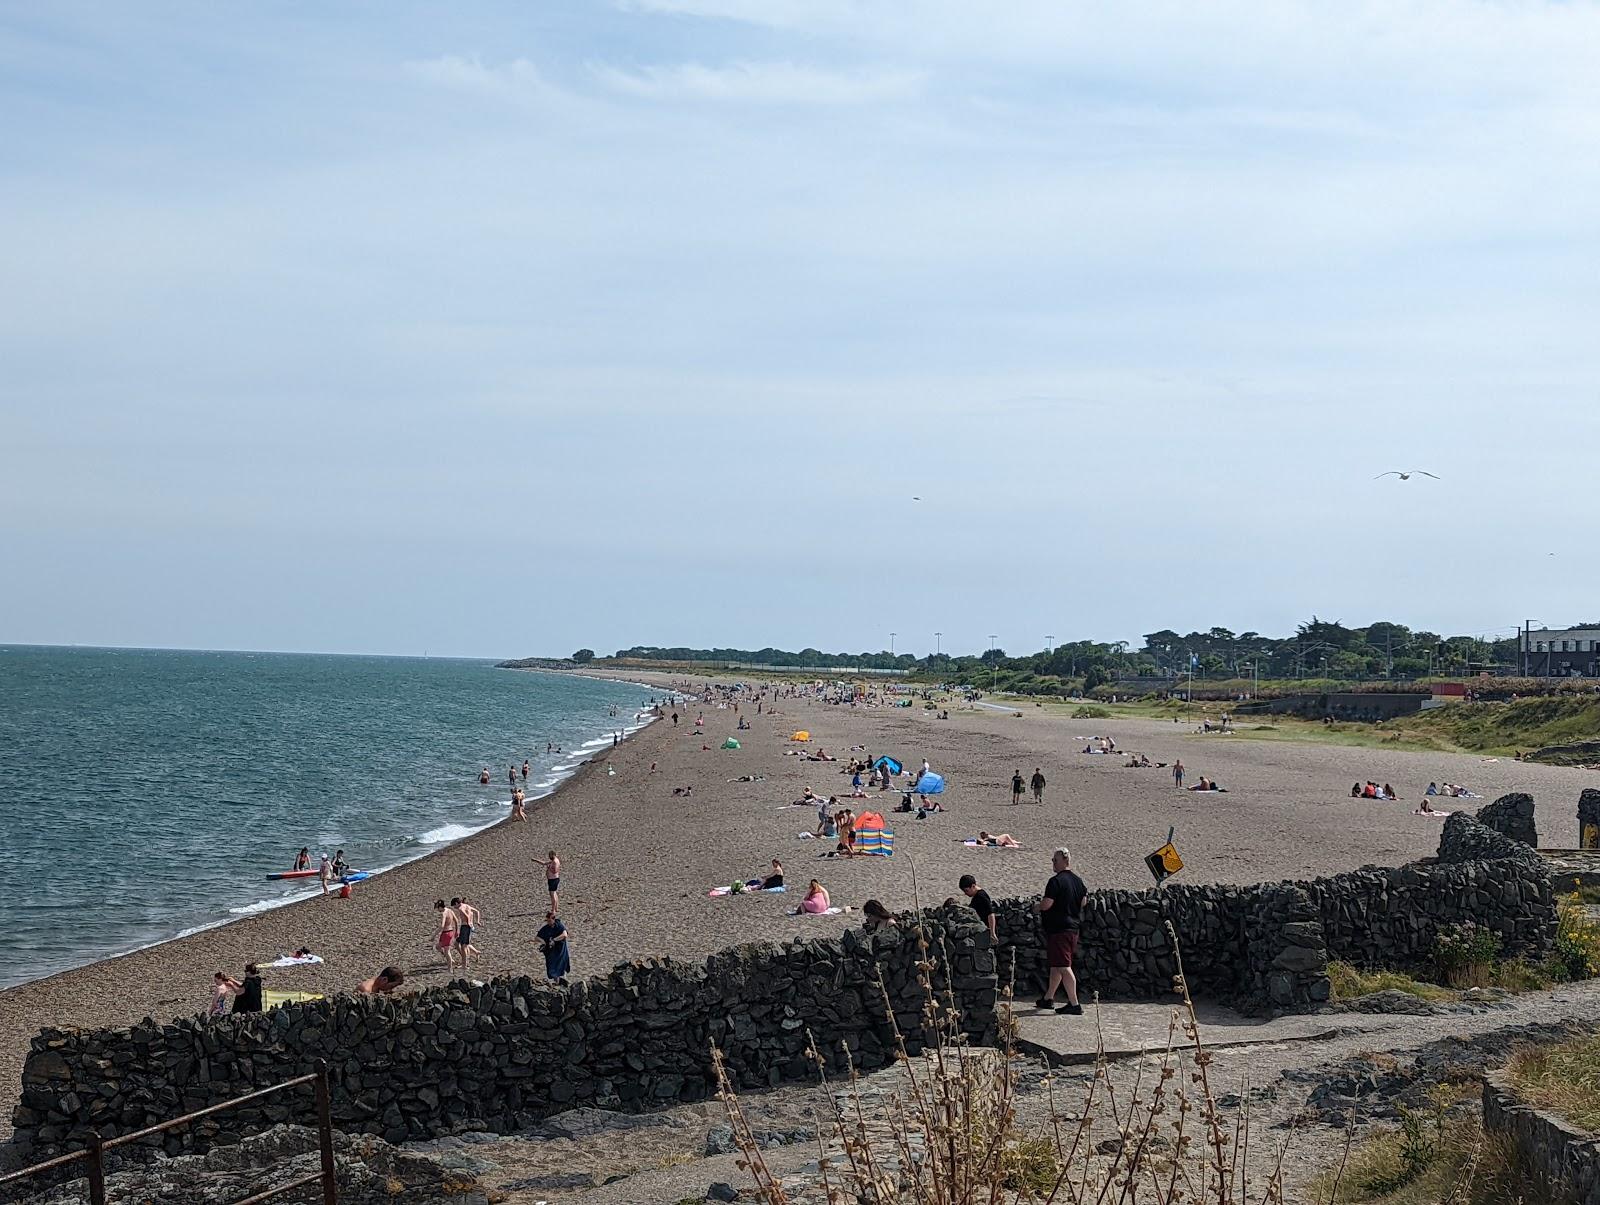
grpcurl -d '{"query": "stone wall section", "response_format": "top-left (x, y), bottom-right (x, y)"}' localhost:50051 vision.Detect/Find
top-left (11, 813), bottom-right (1555, 1158)
top-left (1474, 792), bottom-right (1538, 847)
top-left (1483, 1071), bottom-right (1600, 1204)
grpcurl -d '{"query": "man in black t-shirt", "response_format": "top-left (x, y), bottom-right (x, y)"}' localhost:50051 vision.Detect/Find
top-left (959, 874), bottom-right (996, 940)
top-left (232, 963), bottom-right (263, 1014)
top-left (1033, 848), bottom-right (1087, 1014)
top-left (1011, 771), bottom-right (1025, 804)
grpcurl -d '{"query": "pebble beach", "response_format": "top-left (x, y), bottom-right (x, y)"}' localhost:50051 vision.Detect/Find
top-left (3, 674), bottom-right (1595, 1137)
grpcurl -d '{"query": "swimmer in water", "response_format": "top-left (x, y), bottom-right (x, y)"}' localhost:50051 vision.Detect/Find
top-left (479, 767), bottom-right (490, 785)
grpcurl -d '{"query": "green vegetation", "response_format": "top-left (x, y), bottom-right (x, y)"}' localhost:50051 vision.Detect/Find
top-left (1327, 962), bottom-right (1454, 1003)
top-left (1554, 891), bottom-right (1600, 980)
top-left (602, 615), bottom-right (1528, 689)
top-left (1508, 1032), bottom-right (1600, 1131)
top-left (1070, 705), bottom-right (1110, 719)
top-left (1315, 1088), bottom-right (1524, 1204)
top-left (1433, 922), bottom-right (1502, 988)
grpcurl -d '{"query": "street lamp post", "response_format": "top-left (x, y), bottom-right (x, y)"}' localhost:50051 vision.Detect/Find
top-left (988, 634), bottom-right (999, 694)
top-left (1046, 634), bottom-right (1055, 655)
top-left (935, 632), bottom-right (942, 657)
top-left (890, 632), bottom-right (896, 658)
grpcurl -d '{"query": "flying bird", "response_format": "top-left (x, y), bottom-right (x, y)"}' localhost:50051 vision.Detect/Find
top-left (912, 496), bottom-right (922, 501)
top-left (1373, 470), bottom-right (1440, 481)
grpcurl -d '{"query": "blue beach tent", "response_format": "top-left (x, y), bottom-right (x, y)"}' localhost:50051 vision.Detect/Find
top-left (873, 756), bottom-right (903, 775)
top-left (913, 771), bottom-right (945, 795)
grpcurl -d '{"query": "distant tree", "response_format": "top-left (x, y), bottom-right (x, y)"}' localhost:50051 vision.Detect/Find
top-left (980, 647), bottom-right (1007, 664)
top-left (1082, 664), bottom-right (1109, 692)
top-left (571, 649), bottom-right (595, 663)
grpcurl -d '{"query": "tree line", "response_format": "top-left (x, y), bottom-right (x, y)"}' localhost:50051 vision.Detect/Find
top-left (607, 617), bottom-right (1526, 687)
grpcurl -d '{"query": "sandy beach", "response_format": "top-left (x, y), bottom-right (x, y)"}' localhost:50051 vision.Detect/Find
top-left (3, 674), bottom-right (1595, 1139)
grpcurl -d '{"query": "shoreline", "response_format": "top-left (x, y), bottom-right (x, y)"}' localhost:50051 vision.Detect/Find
top-left (2, 674), bottom-right (665, 997)
top-left (5, 679), bottom-right (1592, 1146)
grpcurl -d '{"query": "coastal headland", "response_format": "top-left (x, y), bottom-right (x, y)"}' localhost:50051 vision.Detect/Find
top-left (3, 671), bottom-right (1595, 1139)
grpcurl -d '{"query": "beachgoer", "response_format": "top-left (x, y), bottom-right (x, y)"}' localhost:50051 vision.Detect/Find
top-left (537, 851), bottom-right (562, 910)
top-left (862, 899), bottom-right (897, 932)
top-left (479, 768), bottom-right (490, 785)
top-left (1426, 782), bottom-right (1438, 796)
top-left (454, 896), bottom-right (479, 965)
top-left (760, 859), bottom-right (784, 890)
top-left (318, 854), bottom-right (332, 896)
top-left (435, 899), bottom-right (460, 968)
top-left (293, 847), bottom-right (311, 871)
top-left (671, 712), bottom-right (678, 726)
top-left (360, 967), bottom-right (405, 994)
top-left (960, 874), bottom-right (997, 940)
top-left (1030, 768), bottom-right (1046, 804)
top-left (1382, 783), bottom-right (1398, 800)
top-left (538, 910), bottom-right (570, 982)
top-left (232, 964), bottom-right (263, 1014)
top-left (522, 759), bottom-right (529, 781)
top-left (1034, 849), bottom-right (1086, 1014)
top-left (1351, 783), bottom-right (1362, 798)
top-left (510, 787), bottom-right (526, 821)
top-left (508, 766), bottom-right (516, 788)
top-left (331, 850), bottom-right (348, 879)
top-left (210, 971), bottom-right (239, 1017)
top-left (1173, 760), bottom-right (1185, 789)
top-left (1011, 771), bottom-right (1025, 804)
top-left (977, 831), bottom-right (1021, 848)
top-left (798, 880), bottom-right (831, 915)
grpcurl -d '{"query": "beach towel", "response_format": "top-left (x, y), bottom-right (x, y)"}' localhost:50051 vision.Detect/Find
top-left (722, 738), bottom-right (741, 749)
top-left (267, 954), bottom-right (324, 968)
top-left (262, 989), bottom-right (324, 1008)
top-left (791, 731), bottom-right (811, 742)
top-left (708, 885), bottom-right (788, 896)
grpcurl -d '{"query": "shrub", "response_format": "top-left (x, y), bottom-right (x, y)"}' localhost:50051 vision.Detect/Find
top-left (1433, 922), bottom-right (1500, 988)
top-left (1553, 891), bottom-right (1600, 980)
top-left (1071, 705), bottom-right (1110, 719)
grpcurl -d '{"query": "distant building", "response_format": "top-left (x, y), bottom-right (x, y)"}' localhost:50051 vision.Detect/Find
top-left (1519, 628), bottom-right (1600, 677)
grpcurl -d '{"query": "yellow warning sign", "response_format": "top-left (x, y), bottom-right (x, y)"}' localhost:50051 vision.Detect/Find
top-left (1146, 842), bottom-right (1184, 884)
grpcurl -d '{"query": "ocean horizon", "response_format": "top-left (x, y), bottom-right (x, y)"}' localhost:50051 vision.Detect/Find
top-left (0, 645), bottom-right (656, 989)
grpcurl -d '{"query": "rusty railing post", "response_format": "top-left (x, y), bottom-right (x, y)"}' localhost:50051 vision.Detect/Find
top-left (313, 1059), bottom-right (337, 1205)
top-left (85, 1132), bottom-right (106, 1205)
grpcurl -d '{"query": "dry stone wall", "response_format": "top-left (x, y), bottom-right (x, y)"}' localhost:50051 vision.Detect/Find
top-left (11, 812), bottom-right (1556, 1159)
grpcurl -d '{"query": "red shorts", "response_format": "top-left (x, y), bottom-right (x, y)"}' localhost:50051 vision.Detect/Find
top-left (1046, 930), bottom-right (1079, 969)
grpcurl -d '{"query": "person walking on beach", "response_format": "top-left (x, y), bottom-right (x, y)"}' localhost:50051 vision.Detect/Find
top-left (1011, 770), bottom-right (1025, 804)
top-left (1030, 768), bottom-right (1046, 804)
top-left (1034, 849), bottom-right (1086, 1014)
top-left (671, 711), bottom-right (678, 727)
top-left (232, 963), bottom-right (264, 1014)
top-left (453, 896), bottom-right (478, 966)
top-left (538, 909), bottom-right (570, 982)
top-left (318, 853), bottom-right (332, 896)
top-left (435, 899), bottom-right (460, 969)
top-left (537, 850), bottom-right (562, 910)
top-left (960, 874), bottom-right (997, 941)
top-left (1173, 760), bottom-right (1185, 789)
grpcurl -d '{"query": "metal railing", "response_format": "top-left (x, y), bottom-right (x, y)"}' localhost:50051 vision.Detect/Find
top-left (0, 1059), bottom-right (337, 1205)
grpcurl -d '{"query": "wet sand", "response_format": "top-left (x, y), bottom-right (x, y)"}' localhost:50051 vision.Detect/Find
top-left (3, 677), bottom-right (1593, 1138)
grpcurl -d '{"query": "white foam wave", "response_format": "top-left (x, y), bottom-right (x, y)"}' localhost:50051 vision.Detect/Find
top-left (417, 822), bottom-right (485, 845)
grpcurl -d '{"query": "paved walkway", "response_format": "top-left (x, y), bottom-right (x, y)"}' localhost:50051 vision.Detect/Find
top-left (1015, 998), bottom-right (1400, 1064)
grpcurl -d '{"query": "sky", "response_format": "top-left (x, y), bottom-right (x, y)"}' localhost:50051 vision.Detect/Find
top-left (2, 1), bottom-right (1597, 660)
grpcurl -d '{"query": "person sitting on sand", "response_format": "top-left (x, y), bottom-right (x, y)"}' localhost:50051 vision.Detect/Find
top-left (796, 880), bottom-right (831, 915)
top-left (750, 859), bottom-right (784, 890)
top-left (1382, 783), bottom-right (1399, 800)
top-left (1426, 782), bottom-right (1438, 796)
top-left (293, 847), bottom-right (311, 871)
top-left (862, 899), bottom-right (898, 932)
top-left (1351, 782), bottom-right (1362, 798)
top-left (977, 831), bottom-right (1021, 848)
top-left (1415, 798), bottom-right (1438, 815)
top-left (360, 967), bottom-right (406, 994)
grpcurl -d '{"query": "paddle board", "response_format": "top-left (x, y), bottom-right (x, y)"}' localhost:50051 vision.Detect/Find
top-left (340, 871), bottom-right (371, 884)
top-left (265, 869), bottom-right (319, 881)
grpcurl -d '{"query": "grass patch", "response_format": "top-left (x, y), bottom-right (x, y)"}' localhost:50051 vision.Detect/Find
top-left (1314, 1109), bottom-right (1528, 1204)
top-left (1508, 1033), bottom-right (1600, 1131)
top-left (1328, 962), bottom-right (1454, 1003)
top-left (1070, 705), bottom-right (1110, 719)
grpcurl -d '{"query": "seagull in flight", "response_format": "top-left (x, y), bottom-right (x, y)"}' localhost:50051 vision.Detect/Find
top-left (1374, 470), bottom-right (1440, 481)
top-left (912, 496), bottom-right (922, 501)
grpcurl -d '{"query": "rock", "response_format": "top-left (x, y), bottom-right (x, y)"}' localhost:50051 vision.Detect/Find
top-left (708, 1182), bottom-right (742, 1202)
top-left (705, 1123), bottom-right (737, 1155)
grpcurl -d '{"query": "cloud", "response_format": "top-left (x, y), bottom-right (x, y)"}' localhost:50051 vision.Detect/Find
top-left (407, 54), bottom-right (555, 103)
top-left (592, 60), bottom-right (922, 104)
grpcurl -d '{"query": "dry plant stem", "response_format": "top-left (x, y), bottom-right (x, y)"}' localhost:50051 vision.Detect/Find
top-left (1321, 1107), bottom-right (1354, 1205)
top-left (709, 1040), bottom-right (790, 1205)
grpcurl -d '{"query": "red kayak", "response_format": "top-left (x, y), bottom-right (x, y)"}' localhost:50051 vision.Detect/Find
top-left (265, 869), bottom-right (319, 881)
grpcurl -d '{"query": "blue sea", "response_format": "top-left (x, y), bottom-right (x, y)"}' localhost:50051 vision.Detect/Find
top-left (0, 647), bottom-right (655, 989)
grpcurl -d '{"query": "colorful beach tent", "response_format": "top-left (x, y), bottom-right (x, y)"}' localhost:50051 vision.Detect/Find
top-left (873, 756), bottom-right (903, 775)
top-left (791, 731), bottom-right (811, 742)
top-left (722, 738), bottom-right (741, 749)
top-left (913, 771), bottom-right (945, 795)
top-left (853, 812), bottom-right (895, 856)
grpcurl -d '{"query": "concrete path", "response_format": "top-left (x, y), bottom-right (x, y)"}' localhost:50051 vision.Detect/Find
top-left (1014, 998), bottom-right (1400, 1064)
